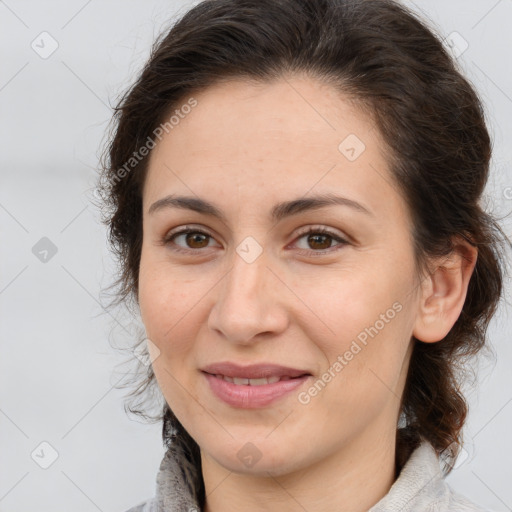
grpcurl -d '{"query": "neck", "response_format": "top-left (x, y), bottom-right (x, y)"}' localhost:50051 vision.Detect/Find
top-left (201, 429), bottom-right (397, 512)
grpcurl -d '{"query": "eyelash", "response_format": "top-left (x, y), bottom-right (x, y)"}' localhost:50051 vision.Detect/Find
top-left (162, 225), bottom-right (349, 257)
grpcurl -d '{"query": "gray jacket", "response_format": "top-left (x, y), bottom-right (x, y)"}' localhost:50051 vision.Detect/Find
top-left (125, 440), bottom-right (494, 511)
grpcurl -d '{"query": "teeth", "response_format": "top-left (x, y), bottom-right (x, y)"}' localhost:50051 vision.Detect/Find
top-left (216, 374), bottom-right (284, 385)
top-left (216, 374), bottom-right (234, 383)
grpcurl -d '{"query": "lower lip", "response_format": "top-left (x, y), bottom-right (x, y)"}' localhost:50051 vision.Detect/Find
top-left (202, 372), bottom-right (310, 408)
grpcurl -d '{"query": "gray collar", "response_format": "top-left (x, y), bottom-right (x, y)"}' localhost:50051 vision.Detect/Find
top-left (131, 439), bottom-right (486, 512)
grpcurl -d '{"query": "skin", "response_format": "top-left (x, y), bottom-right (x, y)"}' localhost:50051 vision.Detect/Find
top-left (137, 75), bottom-right (477, 512)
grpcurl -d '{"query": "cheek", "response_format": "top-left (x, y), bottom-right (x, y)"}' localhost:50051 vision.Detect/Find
top-left (138, 265), bottom-right (203, 406)
top-left (296, 265), bottom-right (399, 343)
top-left (298, 263), bottom-right (414, 394)
top-left (138, 260), bottom-right (196, 358)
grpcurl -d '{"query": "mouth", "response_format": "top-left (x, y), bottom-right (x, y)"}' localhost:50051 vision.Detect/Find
top-left (200, 361), bottom-right (312, 381)
top-left (200, 362), bottom-right (312, 408)
top-left (204, 373), bottom-right (309, 386)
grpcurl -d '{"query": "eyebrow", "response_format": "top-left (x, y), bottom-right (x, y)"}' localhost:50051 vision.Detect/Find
top-left (147, 193), bottom-right (374, 222)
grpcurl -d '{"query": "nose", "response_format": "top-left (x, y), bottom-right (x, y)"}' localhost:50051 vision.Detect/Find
top-left (207, 246), bottom-right (289, 345)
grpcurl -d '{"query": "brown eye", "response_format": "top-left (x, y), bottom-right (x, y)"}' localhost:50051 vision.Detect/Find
top-left (293, 227), bottom-right (349, 255)
top-left (184, 232), bottom-right (210, 249)
top-left (307, 233), bottom-right (334, 250)
top-left (164, 227), bottom-right (218, 253)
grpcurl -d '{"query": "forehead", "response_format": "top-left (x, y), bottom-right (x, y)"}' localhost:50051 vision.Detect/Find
top-left (143, 75), bottom-right (406, 223)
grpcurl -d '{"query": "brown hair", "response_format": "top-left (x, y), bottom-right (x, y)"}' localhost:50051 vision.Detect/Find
top-left (96, 0), bottom-right (510, 502)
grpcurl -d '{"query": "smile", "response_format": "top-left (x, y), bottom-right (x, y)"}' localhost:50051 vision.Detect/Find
top-left (211, 374), bottom-right (296, 385)
top-left (202, 371), bottom-right (311, 408)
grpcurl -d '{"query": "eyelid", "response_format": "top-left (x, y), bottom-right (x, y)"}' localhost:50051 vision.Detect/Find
top-left (289, 225), bottom-right (350, 254)
top-left (162, 223), bottom-right (350, 255)
top-left (162, 224), bottom-right (221, 249)
top-left (293, 224), bottom-right (348, 241)
top-left (165, 224), bottom-right (216, 240)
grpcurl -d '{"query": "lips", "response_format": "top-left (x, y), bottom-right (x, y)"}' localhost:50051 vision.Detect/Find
top-left (201, 362), bottom-right (311, 381)
top-left (200, 362), bottom-right (313, 408)
top-left (214, 375), bottom-right (287, 386)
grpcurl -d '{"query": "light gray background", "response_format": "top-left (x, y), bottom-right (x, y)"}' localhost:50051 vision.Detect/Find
top-left (1, 1), bottom-right (511, 511)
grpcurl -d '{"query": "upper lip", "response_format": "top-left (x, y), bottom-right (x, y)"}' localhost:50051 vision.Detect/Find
top-left (201, 362), bottom-right (311, 379)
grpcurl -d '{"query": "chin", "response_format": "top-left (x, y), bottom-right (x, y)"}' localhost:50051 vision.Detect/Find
top-left (202, 437), bottom-right (303, 477)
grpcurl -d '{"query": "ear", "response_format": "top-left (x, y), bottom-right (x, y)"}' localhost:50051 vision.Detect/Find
top-left (413, 237), bottom-right (478, 343)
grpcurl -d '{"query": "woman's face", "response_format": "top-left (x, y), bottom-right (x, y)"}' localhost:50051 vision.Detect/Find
top-left (138, 76), bottom-right (422, 476)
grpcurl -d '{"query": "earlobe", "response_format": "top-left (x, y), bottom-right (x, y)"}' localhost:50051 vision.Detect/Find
top-left (413, 238), bottom-right (478, 343)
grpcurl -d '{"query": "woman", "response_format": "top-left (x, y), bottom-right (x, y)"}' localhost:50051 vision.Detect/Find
top-left (96, 0), bottom-right (509, 510)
